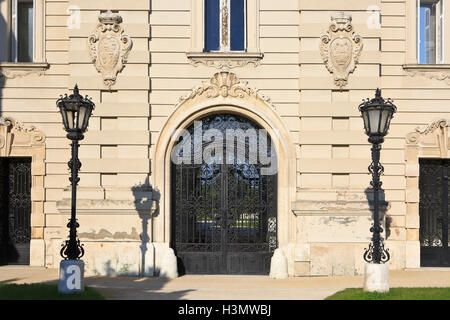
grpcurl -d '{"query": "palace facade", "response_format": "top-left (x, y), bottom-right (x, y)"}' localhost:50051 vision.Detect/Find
top-left (0, 0), bottom-right (449, 277)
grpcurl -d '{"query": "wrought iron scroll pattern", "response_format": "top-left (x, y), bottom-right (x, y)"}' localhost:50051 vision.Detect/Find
top-left (8, 159), bottom-right (31, 245)
top-left (171, 115), bottom-right (277, 274)
top-left (420, 160), bottom-right (448, 247)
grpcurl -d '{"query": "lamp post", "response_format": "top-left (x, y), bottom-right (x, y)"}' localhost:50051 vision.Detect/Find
top-left (56, 84), bottom-right (94, 293)
top-left (359, 88), bottom-right (396, 292)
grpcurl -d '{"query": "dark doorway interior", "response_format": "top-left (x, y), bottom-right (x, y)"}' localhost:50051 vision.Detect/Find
top-left (419, 159), bottom-right (450, 267)
top-left (0, 157), bottom-right (32, 265)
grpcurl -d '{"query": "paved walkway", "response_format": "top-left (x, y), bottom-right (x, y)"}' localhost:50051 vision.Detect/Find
top-left (1, 266), bottom-right (450, 300)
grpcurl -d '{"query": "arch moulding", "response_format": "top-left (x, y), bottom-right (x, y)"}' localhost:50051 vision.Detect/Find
top-left (0, 117), bottom-right (46, 266)
top-left (152, 72), bottom-right (297, 254)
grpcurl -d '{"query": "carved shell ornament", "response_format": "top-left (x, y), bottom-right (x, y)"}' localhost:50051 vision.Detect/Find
top-left (320, 12), bottom-right (363, 88)
top-left (88, 11), bottom-right (133, 89)
top-left (178, 72), bottom-right (276, 109)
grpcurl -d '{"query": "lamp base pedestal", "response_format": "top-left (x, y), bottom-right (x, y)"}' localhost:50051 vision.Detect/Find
top-left (58, 260), bottom-right (85, 294)
top-left (363, 262), bottom-right (389, 293)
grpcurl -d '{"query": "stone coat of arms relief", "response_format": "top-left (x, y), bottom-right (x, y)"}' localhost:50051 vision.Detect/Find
top-left (320, 12), bottom-right (363, 89)
top-left (88, 10), bottom-right (133, 89)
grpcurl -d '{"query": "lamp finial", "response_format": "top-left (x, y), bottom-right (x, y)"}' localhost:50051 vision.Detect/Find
top-left (375, 88), bottom-right (381, 98)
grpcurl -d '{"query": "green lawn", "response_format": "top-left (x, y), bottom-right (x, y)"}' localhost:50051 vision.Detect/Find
top-left (0, 283), bottom-right (104, 300)
top-left (326, 287), bottom-right (450, 300)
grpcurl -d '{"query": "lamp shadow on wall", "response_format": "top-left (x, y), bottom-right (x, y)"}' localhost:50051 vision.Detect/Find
top-left (131, 177), bottom-right (160, 277)
top-left (364, 187), bottom-right (391, 241)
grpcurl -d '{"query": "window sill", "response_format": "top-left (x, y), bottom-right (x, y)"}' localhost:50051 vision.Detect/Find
top-left (403, 64), bottom-right (450, 71)
top-left (186, 52), bottom-right (264, 69)
top-left (0, 62), bottom-right (49, 79)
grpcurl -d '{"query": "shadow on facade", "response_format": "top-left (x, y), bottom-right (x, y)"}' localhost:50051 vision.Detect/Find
top-left (131, 177), bottom-right (160, 277)
top-left (364, 187), bottom-right (391, 240)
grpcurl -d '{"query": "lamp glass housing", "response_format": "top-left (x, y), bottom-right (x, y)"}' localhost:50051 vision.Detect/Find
top-left (359, 89), bottom-right (396, 141)
top-left (57, 85), bottom-right (94, 136)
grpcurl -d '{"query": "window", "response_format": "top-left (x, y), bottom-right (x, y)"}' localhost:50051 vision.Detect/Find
top-left (10, 0), bottom-right (34, 62)
top-left (417, 0), bottom-right (444, 64)
top-left (204, 0), bottom-right (246, 52)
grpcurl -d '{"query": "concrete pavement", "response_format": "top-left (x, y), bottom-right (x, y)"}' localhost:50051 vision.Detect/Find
top-left (1, 266), bottom-right (450, 300)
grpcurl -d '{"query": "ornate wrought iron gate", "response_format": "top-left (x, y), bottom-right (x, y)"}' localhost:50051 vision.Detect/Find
top-left (171, 115), bottom-right (278, 275)
top-left (419, 159), bottom-right (450, 267)
top-left (0, 158), bottom-right (32, 265)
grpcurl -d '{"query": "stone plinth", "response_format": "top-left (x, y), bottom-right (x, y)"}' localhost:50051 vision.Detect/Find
top-left (159, 248), bottom-right (178, 279)
top-left (363, 263), bottom-right (389, 293)
top-left (269, 248), bottom-right (288, 279)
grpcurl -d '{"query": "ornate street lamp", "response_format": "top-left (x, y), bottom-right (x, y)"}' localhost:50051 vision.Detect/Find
top-left (359, 88), bottom-right (396, 264)
top-left (57, 84), bottom-right (94, 261)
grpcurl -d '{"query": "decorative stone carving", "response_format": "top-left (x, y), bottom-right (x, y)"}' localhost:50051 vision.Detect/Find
top-left (88, 10), bottom-right (133, 89)
top-left (0, 63), bottom-right (49, 79)
top-left (221, 0), bottom-right (229, 48)
top-left (406, 118), bottom-right (450, 158)
top-left (186, 52), bottom-right (263, 70)
top-left (415, 119), bottom-right (450, 135)
top-left (320, 12), bottom-right (363, 88)
top-left (0, 117), bottom-right (45, 157)
top-left (407, 70), bottom-right (450, 83)
top-left (407, 119), bottom-right (450, 144)
top-left (404, 64), bottom-right (450, 85)
top-left (0, 117), bottom-right (13, 156)
top-left (179, 71), bottom-right (276, 109)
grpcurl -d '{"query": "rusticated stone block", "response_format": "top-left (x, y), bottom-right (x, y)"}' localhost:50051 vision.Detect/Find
top-left (294, 262), bottom-right (311, 276)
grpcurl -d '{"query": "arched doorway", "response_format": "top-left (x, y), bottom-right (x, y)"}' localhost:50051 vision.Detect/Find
top-left (171, 114), bottom-right (277, 275)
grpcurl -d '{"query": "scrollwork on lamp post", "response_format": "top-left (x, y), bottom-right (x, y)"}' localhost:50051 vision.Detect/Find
top-left (359, 88), bottom-right (396, 264)
top-left (57, 85), bottom-right (95, 261)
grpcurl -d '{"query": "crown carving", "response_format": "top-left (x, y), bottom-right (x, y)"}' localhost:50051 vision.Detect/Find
top-left (98, 10), bottom-right (122, 26)
top-left (330, 12), bottom-right (353, 31)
